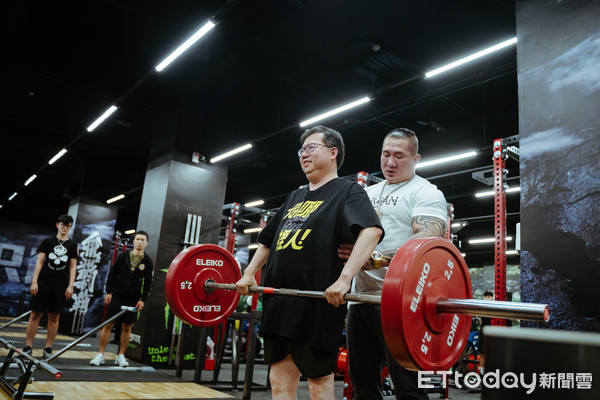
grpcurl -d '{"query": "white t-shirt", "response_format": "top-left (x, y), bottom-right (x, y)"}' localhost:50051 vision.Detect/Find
top-left (350, 174), bottom-right (448, 299)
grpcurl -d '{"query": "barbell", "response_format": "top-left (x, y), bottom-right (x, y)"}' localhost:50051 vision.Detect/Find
top-left (165, 238), bottom-right (550, 371)
top-left (0, 338), bottom-right (62, 379)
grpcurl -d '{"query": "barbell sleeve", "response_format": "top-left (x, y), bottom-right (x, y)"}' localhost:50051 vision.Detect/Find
top-left (0, 338), bottom-right (63, 379)
top-left (38, 360), bottom-right (63, 379)
top-left (436, 298), bottom-right (550, 322)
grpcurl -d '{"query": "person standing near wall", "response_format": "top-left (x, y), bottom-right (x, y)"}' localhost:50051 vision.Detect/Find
top-left (90, 231), bottom-right (154, 367)
top-left (23, 214), bottom-right (78, 359)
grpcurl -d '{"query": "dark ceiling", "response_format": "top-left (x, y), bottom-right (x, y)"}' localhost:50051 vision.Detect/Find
top-left (0, 0), bottom-right (521, 267)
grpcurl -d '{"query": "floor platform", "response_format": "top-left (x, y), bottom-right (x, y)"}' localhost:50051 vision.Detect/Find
top-left (0, 316), bottom-right (482, 399)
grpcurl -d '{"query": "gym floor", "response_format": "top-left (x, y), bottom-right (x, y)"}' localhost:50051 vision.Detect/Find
top-left (189, 367), bottom-right (482, 400)
top-left (0, 316), bottom-right (481, 399)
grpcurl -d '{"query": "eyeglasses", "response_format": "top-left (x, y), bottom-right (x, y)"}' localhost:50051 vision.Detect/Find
top-left (297, 143), bottom-right (334, 157)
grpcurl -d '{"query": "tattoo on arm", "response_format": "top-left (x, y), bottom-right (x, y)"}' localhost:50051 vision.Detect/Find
top-left (411, 216), bottom-right (447, 238)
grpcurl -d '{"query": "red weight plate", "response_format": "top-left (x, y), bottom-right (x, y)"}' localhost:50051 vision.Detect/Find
top-left (165, 244), bottom-right (241, 327)
top-left (381, 238), bottom-right (472, 371)
top-left (335, 349), bottom-right (348, 374)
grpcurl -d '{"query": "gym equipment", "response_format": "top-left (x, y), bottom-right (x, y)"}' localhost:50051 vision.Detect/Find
top-left (0, 340), bottom-right (62, 379)
top-left (165, 238), bottom-right (550, 371)
top-left (165, 244), bottom-right (241, 327)
top-left (0, 311), bottom-right (31, 333)
top-left (0, 306), bottom-right (136, 400)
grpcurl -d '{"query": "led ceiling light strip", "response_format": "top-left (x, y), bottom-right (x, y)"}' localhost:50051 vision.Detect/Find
top-left (48, 149), bottom-right (67, 165)
top-left (87, 105), bottom-right (118, 132)
top-left (210, 144), bottom-right (253, 163)
top-left (244, 200), bottom-right (264, 208)
top-left (299, 96), bottom-right (371, 128)
top-left (106, 194), bottom-right (125, 204)
top-left (24, 175), bottom-right (37, 186)
top-left (475, 187), bottom-right (520, 198)
top-left (416, 151), bottom-right (478, 169)
top-left (425, 37), bottom-right (517, 78)
top-left (469, 236), bottom-right (513, 244)
top-left (155, 20), bottom-right (216, 72)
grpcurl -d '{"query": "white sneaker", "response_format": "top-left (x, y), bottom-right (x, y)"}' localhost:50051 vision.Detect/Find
top-left (115, 354), bottom-right (129, 367)
top-left (90, 353), bottom-right (105, 366)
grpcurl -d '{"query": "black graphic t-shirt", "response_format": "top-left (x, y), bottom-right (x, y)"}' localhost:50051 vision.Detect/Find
top-left (37, 237), bottom-right (78, 283)
top-left (257, 178), bottom-right (383, 352)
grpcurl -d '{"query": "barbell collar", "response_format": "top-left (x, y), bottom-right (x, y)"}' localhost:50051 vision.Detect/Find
top-left (437, 298), bottom-right (550, 322)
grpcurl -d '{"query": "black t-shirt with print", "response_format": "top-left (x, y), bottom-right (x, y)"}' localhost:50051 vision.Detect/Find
top-left (257, 178), bottom-right (383, 352)
top-left (37, 237), bottom-right (78, 284)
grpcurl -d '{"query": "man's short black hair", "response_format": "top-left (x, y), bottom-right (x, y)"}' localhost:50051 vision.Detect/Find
top-left (299, 125), bottom-right (345, 170)
top-left (135, 230), bottom-right (149, 241)
top-left (483, 290), bottom-right (494, 297)
top-left (385, 128), bottom-right (419, 155)
top-left (57, 214), bottom-right (73, 225)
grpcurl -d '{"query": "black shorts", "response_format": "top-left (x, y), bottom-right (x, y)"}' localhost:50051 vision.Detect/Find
top-left (30, 281), bottom-right (67, 314)
top-left (105, 295), bottom-right (138, 325)
top-left (263, 334), bottom-right (337, 378)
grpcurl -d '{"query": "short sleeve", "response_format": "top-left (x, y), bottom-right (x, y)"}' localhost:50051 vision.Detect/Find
top-left (68, 240), bottom-right (78, 259)
top-left (412, 185), bottom-right (448, 221)
top-left (342, 183), bottom-right (384, 242)
top-left (36, 238), bottom-right (51, 255)
top-left (257, 202), bottom-right (286, 249)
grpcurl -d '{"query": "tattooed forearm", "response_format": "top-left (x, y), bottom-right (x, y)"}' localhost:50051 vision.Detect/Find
top-left (411, 215), bottom-right (447, 238)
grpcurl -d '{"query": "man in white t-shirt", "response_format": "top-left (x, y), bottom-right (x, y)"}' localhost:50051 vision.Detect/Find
top-left (339, 128), bottom-right (447, 400)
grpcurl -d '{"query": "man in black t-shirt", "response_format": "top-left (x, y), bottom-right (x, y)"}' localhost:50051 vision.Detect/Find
top-left (24, 214), bottom-right (78, 359)
top-left (236, 125), bottom-right (383, 399)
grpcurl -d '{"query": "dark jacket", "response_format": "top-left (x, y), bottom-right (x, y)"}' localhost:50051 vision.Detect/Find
top-left (106, 251), bottom-right (154, 302)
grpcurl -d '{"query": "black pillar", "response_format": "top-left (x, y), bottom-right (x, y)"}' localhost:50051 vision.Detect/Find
top-left (125, 112), bottom-right (228, 367)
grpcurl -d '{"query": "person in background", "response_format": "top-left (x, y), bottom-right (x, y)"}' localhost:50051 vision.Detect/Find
top-left (24, 214), bottom-right (78, 359)
top-left (90, 231), bottom-right (154, 367)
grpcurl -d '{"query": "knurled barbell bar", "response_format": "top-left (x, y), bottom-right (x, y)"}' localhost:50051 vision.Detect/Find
top-left (165, 238), bottom-right (550, 371)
